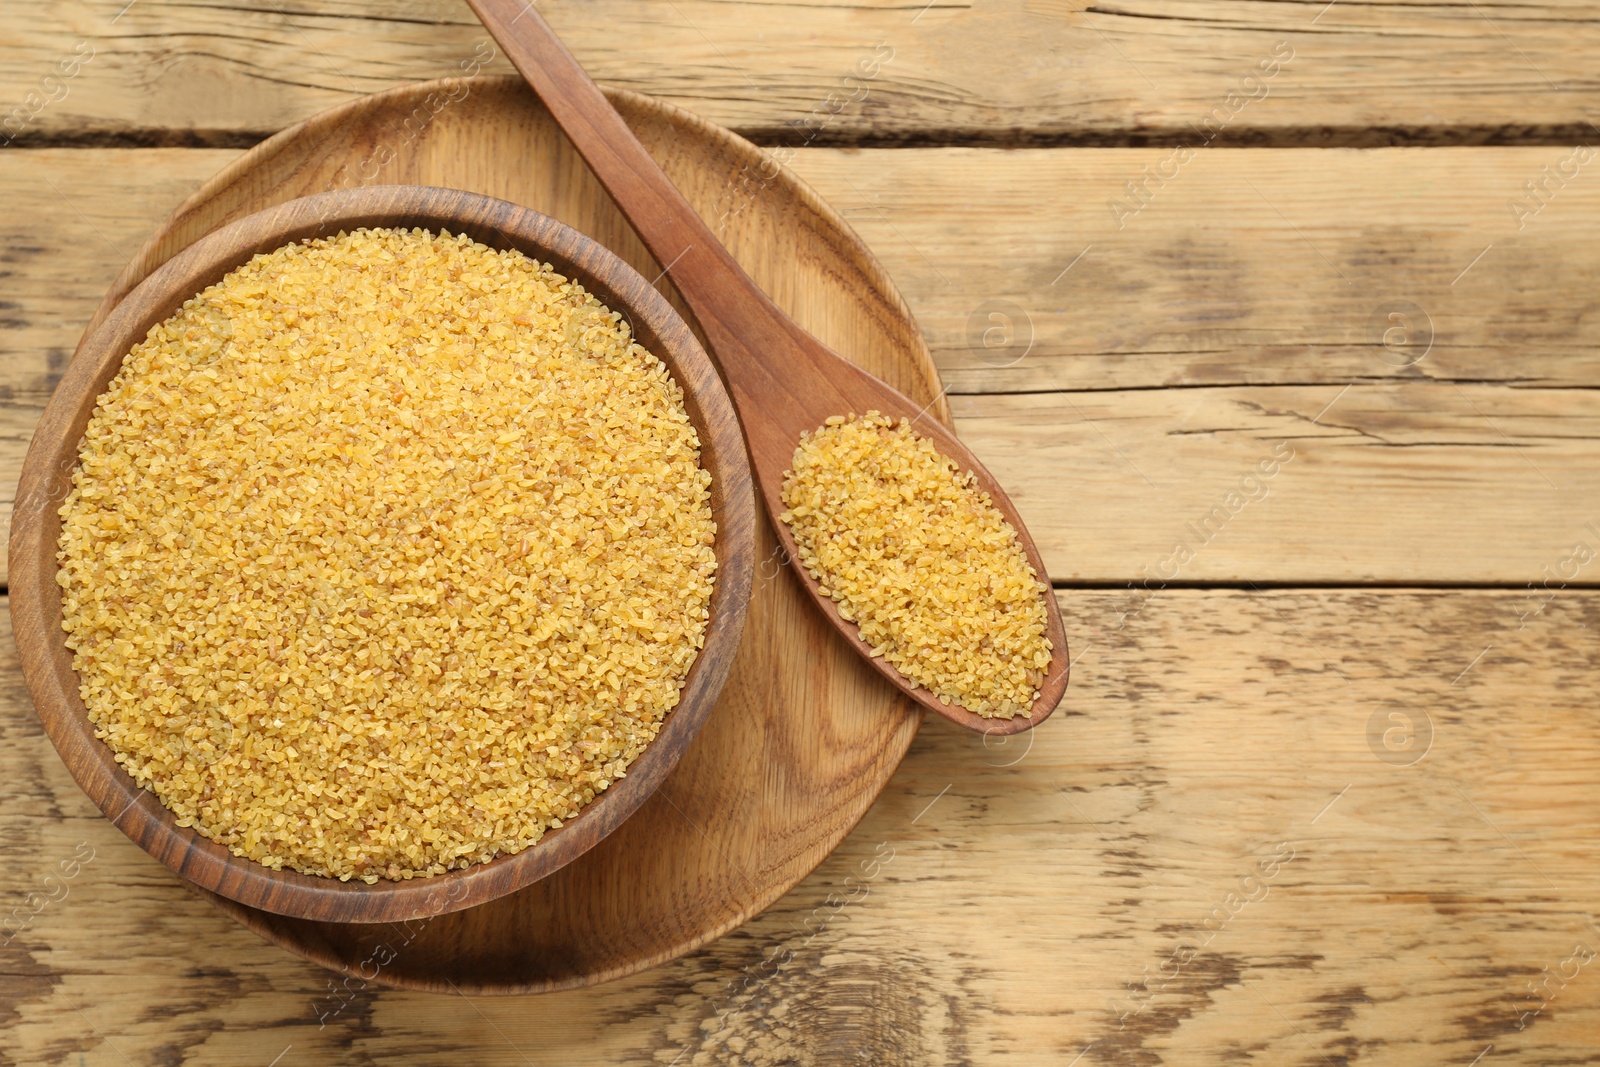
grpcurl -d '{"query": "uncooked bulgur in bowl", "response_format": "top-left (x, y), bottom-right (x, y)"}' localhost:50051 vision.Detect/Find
top-left (9, 186), bottom-right (756, 924)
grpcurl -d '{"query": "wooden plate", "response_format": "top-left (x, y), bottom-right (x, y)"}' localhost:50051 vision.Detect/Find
top-left (87, 75), bottom-right (942, 994)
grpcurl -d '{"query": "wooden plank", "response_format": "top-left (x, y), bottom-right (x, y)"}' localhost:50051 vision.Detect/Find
top-left (4, 0), bottom-right (1600, 146)
top-left (2, 588), bottom-right (1597, 1063)
top-left (963, 383), bottom-right (1600, 584)
top-left (5, 148), bottom-right (1600, 585)
top-left (12, 146), bottom-right (1600, 402)
top-left (793, 146), bottom-right (1600, 395)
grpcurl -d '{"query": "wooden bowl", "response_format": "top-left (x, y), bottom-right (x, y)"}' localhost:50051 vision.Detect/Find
top-left (8, 185), bottom-right (757, 924)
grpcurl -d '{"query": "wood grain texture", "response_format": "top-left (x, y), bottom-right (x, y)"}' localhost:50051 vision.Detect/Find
top-left (1, 3), bottom-right (1595, 1066)
top-left (6, 145), bottom-right (1600, 586)
top-left (793, 146), bottom-right (1600, 396)
top-left (0, 588), bottom-right (1597, 1063)
top-left (467, 0), bottom-right (1066, 732)
top-left (13, 144), bottom-right (1600, 398)
top-left (6, 0), bottom-right (1600, 146)
top-left (968, 383), bottom-right (1600, 584)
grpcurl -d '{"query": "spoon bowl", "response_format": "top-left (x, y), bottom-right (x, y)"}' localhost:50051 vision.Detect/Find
top-left (729, 318), bottom-right (1069, 735)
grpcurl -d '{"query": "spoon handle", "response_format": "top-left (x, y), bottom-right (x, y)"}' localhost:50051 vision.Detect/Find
top-left (465, 0), bottom-right (804, 405)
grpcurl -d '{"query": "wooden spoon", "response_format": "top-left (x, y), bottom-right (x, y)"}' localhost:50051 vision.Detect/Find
top-left (467, 0), bottom-right (1068, 734)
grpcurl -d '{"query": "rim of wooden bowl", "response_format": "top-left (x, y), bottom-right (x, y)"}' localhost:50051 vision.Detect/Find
top-left (8, 185), bottom-right (757, 924)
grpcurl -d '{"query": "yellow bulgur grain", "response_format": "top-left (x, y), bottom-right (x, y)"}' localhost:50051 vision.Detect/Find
top-left (56, 227), bottom-right (717, 882)
top-left (779, 411), bottom-right (1050, 718)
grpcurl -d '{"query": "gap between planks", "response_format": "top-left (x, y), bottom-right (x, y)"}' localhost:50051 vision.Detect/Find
top-left (8, 123), bottom-right (1600, 151)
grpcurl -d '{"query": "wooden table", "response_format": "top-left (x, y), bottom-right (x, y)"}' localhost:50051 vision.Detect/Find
top-left (4, 1), bottom-right (1600, 1063)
